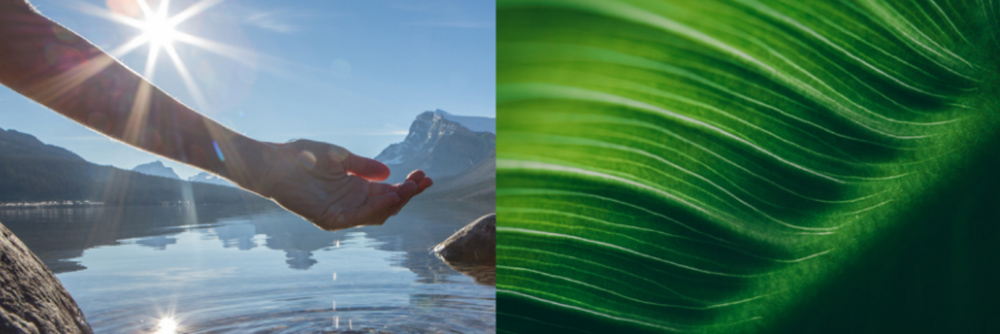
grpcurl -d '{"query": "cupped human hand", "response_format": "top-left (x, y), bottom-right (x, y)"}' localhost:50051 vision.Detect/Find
top-left (251, 139), bottom-right (432, 231)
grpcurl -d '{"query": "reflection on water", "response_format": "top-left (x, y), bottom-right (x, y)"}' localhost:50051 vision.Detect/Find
top-left (154, 317), bottom-right (178, 334)
top-left (441, 261), bottom-right (496, 286)
top-left (0, 201), bottom-right (495, 333)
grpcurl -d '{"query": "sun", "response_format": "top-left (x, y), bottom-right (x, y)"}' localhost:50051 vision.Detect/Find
top-left (138, 3), bottom-right (179, 50)
top-left (132, 0), bottom-right (181, 63)
top-left (74, 0), bottom-right (250, 112)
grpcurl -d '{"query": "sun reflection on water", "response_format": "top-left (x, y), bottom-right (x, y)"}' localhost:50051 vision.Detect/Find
top-left (154, 317), bottom-right (178, 334)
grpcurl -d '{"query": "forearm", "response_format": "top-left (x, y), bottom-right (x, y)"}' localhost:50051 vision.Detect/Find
top-left (0, 2), bottom-right (273, 189)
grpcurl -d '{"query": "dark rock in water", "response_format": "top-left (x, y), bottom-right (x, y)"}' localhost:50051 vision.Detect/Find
top-left (433, 214), bottom-right (496, 286)
top-left (433, 214), bottom-right (496, 263)
top-left (0, 222), bottom-right (93, 334)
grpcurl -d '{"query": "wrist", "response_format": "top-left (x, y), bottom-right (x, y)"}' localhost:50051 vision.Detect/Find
top-left (224, 135), bottom-right (280, 196)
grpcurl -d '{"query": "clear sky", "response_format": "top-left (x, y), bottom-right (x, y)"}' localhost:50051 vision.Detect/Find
top-left (0, 0), bottom-right (495, 179)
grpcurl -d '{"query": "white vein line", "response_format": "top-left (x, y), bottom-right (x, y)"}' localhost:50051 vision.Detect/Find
top-left (873, 0), bottom-right (977, 68)
top-left (541, 114), bottom-right (856, 202)
top-left (566, 125), bottom-right (875, 207)
top-left (838, 0), bottom-right (981, 80)
top-left (935, 0), bottom-right (974, 46)
top-left (560, 44), bottom-right (912, 149)
top-left (926, 0), bottom-right (973, 45)
top-left (843, 199), bottom-right (894, 216)
top-left (506, 0), bottom-right (928, 135)
top-left (499, 188), bottom-right (736, 244)
top-left (857, 0), bottom-right (979, 75)
top-left (505, 207), bottom-right (708, 243)
top-left (499, 244), bottom-right (715, 303)
top-left (604, 114), bottom-right (904, 194)
top-left (751, 27), bottom-right (966, 124)
top-left (737, 0), bottom-right (949, 98)
top-left (521, 133), bottom-right (841, 231)
top-left (591, 154), bottom-right (756, 219)
top-left (497, 289), bottom-right (685, 332)
top-left (499, 226), bottom-right (757, 277)
top-left (506, 83), bottom-right (847, 184)
top-left (498, 160), bottom-right (743, 232)
top-left (608, 74), bottom-right (899, 164)
top-left (739, 33), bottom-right (951, 132)
top-left (606, 0), bottom-right (958, 132)
top-left (790, 0), bottom-right (941, 82)
top-left (500, 266), bottom-right (769, 310)
top-left (505, 215), bottom-right (740, 268)
top-left (499, 221), bottom-right (833, 267)
top-left (773, 249), bottom-right (834, 263)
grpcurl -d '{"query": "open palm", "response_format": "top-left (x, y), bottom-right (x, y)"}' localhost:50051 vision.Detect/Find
top-left (255, 139), bottom-right (432, 231)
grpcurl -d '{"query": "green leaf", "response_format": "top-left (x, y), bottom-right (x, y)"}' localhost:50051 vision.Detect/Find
top-left (496, 0), bottom-right (1000, 333)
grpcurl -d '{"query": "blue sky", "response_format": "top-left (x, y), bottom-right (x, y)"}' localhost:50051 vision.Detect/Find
top-left (0, 0), bottom-right (495, 179)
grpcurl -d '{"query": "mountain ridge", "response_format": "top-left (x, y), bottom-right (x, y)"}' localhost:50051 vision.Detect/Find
top-left (375, 111), bottom-right (495, 202)
top-left (0, 127), bottom-right (84, 162)
top-left (375, 111), bottom-right (495, 185)
top-left (432, 109), bottom-right (495, 134)
top-left (0, 126), bottom-right (267, 206)
top-left (188, 172), bottom-right (237, 187)
top-left (132, 161), bottom-right (180, 180)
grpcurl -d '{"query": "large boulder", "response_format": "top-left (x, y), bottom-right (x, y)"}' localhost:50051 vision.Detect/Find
top-left (433, 213), bottom-right (496, 263)
top-left (433, 214), bottom-right (496, 286)
top-left (0, 222), bottom-right (92, 334)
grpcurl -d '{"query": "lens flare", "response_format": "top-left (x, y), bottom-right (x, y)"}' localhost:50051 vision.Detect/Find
top-left (73, 0), bottom-right (233, 111)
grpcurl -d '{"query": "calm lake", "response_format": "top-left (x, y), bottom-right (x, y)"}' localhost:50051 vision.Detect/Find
top-left (0, 201), bottom-right (495, 334)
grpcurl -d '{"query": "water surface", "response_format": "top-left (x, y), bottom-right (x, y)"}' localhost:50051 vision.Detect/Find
top-left (0, 201), bottom-right (495, 333)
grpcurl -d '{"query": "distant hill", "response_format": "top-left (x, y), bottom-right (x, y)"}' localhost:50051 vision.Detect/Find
top-left (132, 161), bottom-right (180, 179)
top-left (0, 127), bottom-right (83, 161)
top-left (0, 127), bottom-right (267, 205)
top-left (375, 111), bottom-right (495, 202)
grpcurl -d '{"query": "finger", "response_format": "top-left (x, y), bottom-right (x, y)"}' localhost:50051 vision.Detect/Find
top-left (328, 192), bottom-right (401, 229)
top-left (417, 177), bottom-right (433, 194)
top-left (396, 178), bottom-right (430, 216)
top-left (343, 153), bottom-right (390, 181)
top-left (405, 170), bottom-right (426, 183)
top-left (386, 180), bottom-right (420, 216)
top-left (404, 170), bottom-right (431, 195)
top-left (395, 180), bottom-right (419, 199)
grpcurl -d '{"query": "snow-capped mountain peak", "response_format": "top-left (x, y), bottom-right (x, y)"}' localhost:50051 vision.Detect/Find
top-left (432, 109), bottom-right (495, 134)
top-left (374, 110), bottom-right (495, 183)
top-left (188, 172), bottom-right (237, 188)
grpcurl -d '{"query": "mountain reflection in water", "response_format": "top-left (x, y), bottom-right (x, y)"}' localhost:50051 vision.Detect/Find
top-left (0, 201), bottom-right (495, 334)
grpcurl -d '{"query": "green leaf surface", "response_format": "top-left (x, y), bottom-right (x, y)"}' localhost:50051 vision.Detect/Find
top-left (496, 0), bottom-right (1000, 333)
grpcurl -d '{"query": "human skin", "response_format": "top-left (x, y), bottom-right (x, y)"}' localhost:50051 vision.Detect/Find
top-left (0, 0), bottom-right (432, 230)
